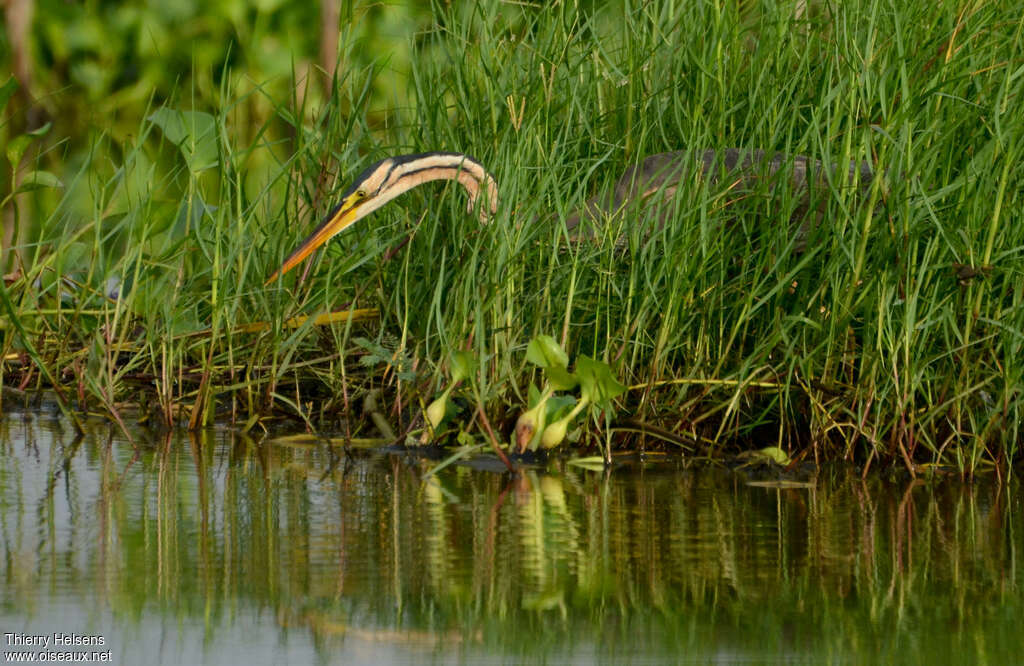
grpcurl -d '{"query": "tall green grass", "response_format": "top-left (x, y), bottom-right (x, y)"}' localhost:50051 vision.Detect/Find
top-left (2, 0), bottom-right (1021, 472)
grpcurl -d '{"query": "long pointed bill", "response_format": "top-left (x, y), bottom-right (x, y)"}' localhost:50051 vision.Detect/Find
top-left (265, 195), bottom-right (365, 285)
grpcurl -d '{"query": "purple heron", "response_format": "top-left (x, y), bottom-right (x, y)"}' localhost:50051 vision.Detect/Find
top-left (266, 148), bottom-right (877, 283)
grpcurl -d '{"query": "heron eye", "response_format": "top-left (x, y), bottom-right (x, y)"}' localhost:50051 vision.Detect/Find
top-left (356, 189), bottom-right (367, 199)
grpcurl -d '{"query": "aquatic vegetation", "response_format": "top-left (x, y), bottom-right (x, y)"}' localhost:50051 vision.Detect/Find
top-left (1, 1), bottom-right (1022, 473)
top-left (425, 350), bottom-right (476, 430)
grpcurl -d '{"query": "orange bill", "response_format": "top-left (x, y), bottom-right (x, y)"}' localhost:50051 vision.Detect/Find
top-left (264, 194), bottom-right (363, 285)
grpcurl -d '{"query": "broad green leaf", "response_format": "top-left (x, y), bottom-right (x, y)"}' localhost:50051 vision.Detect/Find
top-left (546, 365), bottom-right (578, 392)
top-left (450, 350), bottom-right (477, 383)
top-left (148, 107), bottom-right (219, 172)
top-left (16, 170), bottom-right (63, 193)
top-left (526, 334), bottom-right (569, 369)
top-left (545, 394), bottom-right (576, 422)
top-left (575, 355), bottom-right (626, 406)
top-left (5, 135), bottom-right (31, 168)
top-left (757, 447), bottom-right (792, 466)
top-left (527, 382), bottom-right (541, 407)
top-left (541, 418), bottom-right (569, 448)
top-left (7, 124), bottom-right (53, 170)
top-left (425, 393), bottom-right (448, 429)
top-left (0, 77), bottom-right (17, 115)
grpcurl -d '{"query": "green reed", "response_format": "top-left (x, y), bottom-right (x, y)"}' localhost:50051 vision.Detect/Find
top-left (1, 0), bottom-right (1021, 472)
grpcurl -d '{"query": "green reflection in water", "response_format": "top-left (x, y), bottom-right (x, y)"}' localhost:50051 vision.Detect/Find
top-left (0, 409), bottom-right (1020, 664)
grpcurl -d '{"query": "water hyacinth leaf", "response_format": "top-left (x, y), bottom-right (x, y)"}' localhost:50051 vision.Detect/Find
top-left (148, 107), bottom-right (219, 173)
top-left (425, 394), bottom-right (448, 429)
top-left (516, 384), bottom-right (551, 452)
top-left (450, 350), bottom-right (477, 383)
top-left (546, 365), bottom-right (578, 392)
top-left (758, 447), bottom-right (792, 465)
top-left (541, 418), bottom-right (569, 449)
top-left (545, 394), bottom-right (576, 422)
top-left (15, 170), bottom-right (63, 193)
top-left (527, 382), bottom-right (541, 407)
top-left (526, 334), bottom-right (569, 370)
top-left (575, 355), bottom-right (626, 406)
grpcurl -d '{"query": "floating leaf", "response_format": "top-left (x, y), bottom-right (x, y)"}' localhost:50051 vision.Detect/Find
top-left (746, 479), bottom-right (814, 489)
top-left (566, 456), bottom-right (607, 471)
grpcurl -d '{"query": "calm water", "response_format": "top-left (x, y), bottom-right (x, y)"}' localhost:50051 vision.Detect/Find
top-left (1, 406), bottom-right (1021, 664)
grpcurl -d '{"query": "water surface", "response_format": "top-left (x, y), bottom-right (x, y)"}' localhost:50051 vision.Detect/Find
top-left (1, 407), bottom-right (1020, 664)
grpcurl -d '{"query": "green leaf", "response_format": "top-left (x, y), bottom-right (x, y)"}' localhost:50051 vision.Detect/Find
top-left (15, 170), bottom-right (64, 193)
top-left (545, 394), bottom-right (576, 422)
top-left (527, 382), bottom-right (541, 407)
top-left (566, 456), bottom-right (607, 471)
top-left (5, 135), bottom-right (32, 168)
top-left (4, 124), bottom-right (49, 169)
top-left (450, 350), bottom-right (477, 383)
top-left (546, 365), bottom-right (578, 392)
top-left (148, 107), bottom-right (219, 172)
top-left (26, 121), bottom-right (51, 138)
top-left (354, 337), bottom-right (389, 367)
top-left (425, 393), bottom-right (449, 429)
top-left (575, 355), bottom-right (626, 407)
top-left (0, 76), bottom-right (17, 115)
top-left (757, 447), bottom-right (792, 466)
top-left (541, 417), bottom-right (569, 448)
top-left (525, 334), bottom-right (569, 369)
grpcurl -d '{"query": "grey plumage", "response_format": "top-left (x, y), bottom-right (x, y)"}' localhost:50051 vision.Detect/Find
top-left (268, 148), bottom-right (886, 283)
top-left (564, 148), bottom-right (880, 243)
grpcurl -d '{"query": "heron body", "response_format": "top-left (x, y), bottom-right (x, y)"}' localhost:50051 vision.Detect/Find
top-left (565, 148), bottom-right (875, 236)
top-left (266, 149), bottom-right (878, 283)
